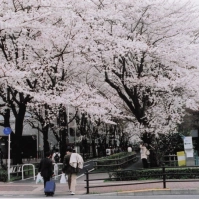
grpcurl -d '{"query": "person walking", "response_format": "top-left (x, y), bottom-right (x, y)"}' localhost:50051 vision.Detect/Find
top-left (51, 149), bottom-right (60, 179)
top-left (52, 149), bottom-right (60, 163)
top-left (38, 151), bottom-right (54, 188)
top-left (140, 143), bottom-right (149, 168)
top-left (62, 147), bottom-right (84, 195)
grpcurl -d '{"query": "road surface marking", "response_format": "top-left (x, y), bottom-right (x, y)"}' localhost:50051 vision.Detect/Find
top-left (2, 198), bottom-right (79, 199)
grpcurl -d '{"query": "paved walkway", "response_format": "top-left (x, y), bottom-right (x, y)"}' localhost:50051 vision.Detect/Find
top-left (0, 157), bottom-right (199, 196)
top-left (1, 175), bottom-right (199, 196)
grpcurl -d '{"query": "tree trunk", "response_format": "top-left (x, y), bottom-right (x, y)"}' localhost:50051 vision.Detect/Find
top-left (58, 106), bottom-right (67, 161)
top-left (11, 104), bottom-right (26, 165)
top-left (42, 125), bottom-right (50, 156)
top-left (92, 139), bottom-right (96, 158)
top-left (60, 129), bottom-right (67, 161)
top-left (3, 108), bottom-right (11, 127)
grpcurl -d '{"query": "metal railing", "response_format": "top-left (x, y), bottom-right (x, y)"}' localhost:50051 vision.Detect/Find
top-left (93, 153), bottom-right (137, 170)
top-left (53, 163), bottom-right (63, 179)
top-left (0, 161), bottom-right (63, 182)
top-left (162, 153), bottom-right (199, 167)
top-left (163, 154), bottom-right (178, 166)
top-left (84, 164), bottom-right (199, 194)
top-left (22, 164), bottom-right (35, 180)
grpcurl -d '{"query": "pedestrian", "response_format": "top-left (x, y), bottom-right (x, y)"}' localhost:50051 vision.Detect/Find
top-left (52, 149), bottom-right (60, 163)
top-left (38, 151), bottom-right (54, 188)
top-left (140, 143), bottom-right (149, 168)
top-left (51, 149), bottom-right (60, 180)
top-left (62, 147), bottom-right (84, 195)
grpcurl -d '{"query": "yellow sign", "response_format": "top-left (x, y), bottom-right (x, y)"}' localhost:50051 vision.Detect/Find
top-left (177, 151), bottom-right (186, 166)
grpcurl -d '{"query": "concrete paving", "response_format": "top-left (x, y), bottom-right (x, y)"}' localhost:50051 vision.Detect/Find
top-left (1, 172), bottom-right (199, 196)
top-left (0, 157), bottom-right (199, 196)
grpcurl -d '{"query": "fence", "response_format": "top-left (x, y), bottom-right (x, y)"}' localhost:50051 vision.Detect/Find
top-left (84, 164), bottom-right (199, 194)
top-left (22, 164), bottom-right (35, 180)
top-left (163, 154), bottom-right (178, 166)
top-left (0, 162), bottom-right (63, 182)
top-left (162, 153), bottom-right (199, 167)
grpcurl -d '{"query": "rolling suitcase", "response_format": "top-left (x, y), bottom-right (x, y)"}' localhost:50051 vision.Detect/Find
top-left (44, 180), bottom-right (56, 196)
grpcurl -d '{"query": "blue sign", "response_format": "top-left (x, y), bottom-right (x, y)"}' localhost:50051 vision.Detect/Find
top-left (3, 127), bottom-right (12, 135)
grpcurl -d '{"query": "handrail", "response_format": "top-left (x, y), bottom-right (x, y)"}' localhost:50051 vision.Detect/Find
top-left (84, 164), bottom-right (199, 194)
top-left (94, 154), bottom-right (136, 163)
top-left (94, 154), bottom-right (137, 169)
top-left (95, 157), bottom-right (137, 167)
top-left (53, 163), bottom-right (63, 180)
top-left (22, 164), bottom-right (35, 180)
top-left (95, 153), bottom-right (136, 161)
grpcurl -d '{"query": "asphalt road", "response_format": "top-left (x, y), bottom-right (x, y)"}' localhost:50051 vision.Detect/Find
top-left (0, 195), bottom-right (198, 199)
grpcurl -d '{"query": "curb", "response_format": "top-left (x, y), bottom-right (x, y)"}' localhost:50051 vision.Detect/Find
top-left (87, 188), bottom-right (199, 196)
top-left (117, 188), bottom-right (199, 196)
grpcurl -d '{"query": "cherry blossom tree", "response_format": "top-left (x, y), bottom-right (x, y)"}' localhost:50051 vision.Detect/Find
top-left (0, 0), bottom-right (122, 163)
top-left (1, 0), bottom-right (199, 164)
top-left (76, 0), bottom-right (199, 136)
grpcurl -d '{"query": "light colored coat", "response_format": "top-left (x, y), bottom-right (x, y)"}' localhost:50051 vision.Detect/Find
top-left (69, 153), bottom-right (84, 169)
top-left (140, 145), bottom-right (147, 159)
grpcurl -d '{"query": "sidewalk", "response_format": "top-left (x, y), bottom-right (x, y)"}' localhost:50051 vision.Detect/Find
top-left (0, 158), bottom-right (199, 196)
top-left (1, 174), bottom-right (199, 196)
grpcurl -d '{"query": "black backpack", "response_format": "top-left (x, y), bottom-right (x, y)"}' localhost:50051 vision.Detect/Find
top-left (54, 153), bottom-right (59, 163)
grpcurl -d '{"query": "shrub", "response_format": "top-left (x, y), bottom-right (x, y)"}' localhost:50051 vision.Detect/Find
top-left (111, 167), bottom-right (199, 181)
top-left (94, 152), bottom-right (137, 171)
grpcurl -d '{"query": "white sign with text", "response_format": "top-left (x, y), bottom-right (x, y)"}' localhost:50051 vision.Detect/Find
top-left (184, 136), bottom-right (193, 150)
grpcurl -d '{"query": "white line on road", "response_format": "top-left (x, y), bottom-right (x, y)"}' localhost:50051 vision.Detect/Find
top-left (1, 198), bottom-right (79, 199)
top-left (83, 164), bottom-right (90, 167)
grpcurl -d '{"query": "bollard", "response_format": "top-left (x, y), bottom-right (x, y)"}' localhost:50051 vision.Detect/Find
top-left (162, 163), bottom-right (166, 188)
top-left (85, 169), bottom-right (89, 194)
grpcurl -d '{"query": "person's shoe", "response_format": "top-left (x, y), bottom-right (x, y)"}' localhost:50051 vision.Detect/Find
top-left (71, 192), bottom-right (75, 195)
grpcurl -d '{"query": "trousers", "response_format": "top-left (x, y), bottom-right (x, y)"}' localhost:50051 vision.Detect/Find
top-left (43, 176), bottom-right (50, 188)
top-left (68, 173), bottom-right (77, 192)
top-left (142, 158), bottom-right (148, 168)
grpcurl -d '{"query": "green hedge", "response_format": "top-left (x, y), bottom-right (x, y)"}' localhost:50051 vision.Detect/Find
top-left (94, 152), bottom-right (137, 171)
top-left (111, 167), bottom-right (199, 181)
top-left (96, 152), bottom-right (135, 162)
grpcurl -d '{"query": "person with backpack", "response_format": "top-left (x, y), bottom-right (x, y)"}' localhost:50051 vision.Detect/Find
top-left (52, 149), bottom-right (60, 163)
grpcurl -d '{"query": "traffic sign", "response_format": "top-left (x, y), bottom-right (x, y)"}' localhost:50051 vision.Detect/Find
top-left (3, 127), bottom-right (12, 135)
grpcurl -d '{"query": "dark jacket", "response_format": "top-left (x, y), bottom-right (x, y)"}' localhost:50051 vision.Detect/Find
top-left (62, 153), bottom-right (79, 174)
top-left (38, 158), bottom-right (53, 178)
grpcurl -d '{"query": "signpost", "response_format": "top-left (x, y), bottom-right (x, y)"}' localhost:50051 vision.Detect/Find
top-left (3, 127), bottom-right (11, 181)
